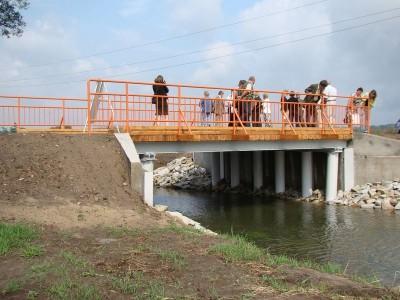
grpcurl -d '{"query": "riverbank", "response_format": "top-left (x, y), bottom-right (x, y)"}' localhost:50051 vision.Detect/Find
top-left (1, 134), bottom-right (397, 298)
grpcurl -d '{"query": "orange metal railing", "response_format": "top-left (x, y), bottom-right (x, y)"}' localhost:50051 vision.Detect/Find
top-left (0, 79), bottom-right (371, 135)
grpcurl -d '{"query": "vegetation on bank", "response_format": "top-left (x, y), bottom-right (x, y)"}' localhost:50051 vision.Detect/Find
top-left (0, 222), bottom-right (396, 299)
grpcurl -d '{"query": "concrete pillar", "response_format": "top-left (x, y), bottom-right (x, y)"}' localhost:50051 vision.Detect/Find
top-left (275, 151), bottom-right (285, 193)
top-left (230, 151), bottom-right (240, 188)
top-left (326, 150), bottom-right (340, 202)
top-left (343, 147), bottom-right (355, 191)
top-left (219, 152), bottom-right (224, 180)
top-left (242, 152), bottom-right (252, 185)
top-left (211, 152), bottom-right (220, 187)
top-left (301, 152), bottom-right (313, 197)
top-left (253, 151), bottom-right (263, 191)
top-left (141, 154), bottom-right (155, 207)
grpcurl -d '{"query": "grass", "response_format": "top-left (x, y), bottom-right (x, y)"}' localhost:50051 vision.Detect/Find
top-left (111, 275), bottom-right (138, 294)
top-left (0, 223), bottom-right (38, 255)
top-left (111, 272), bottom-right (165, 299)
top-left (262, 275), bottom-right (289, 293)
top-left (48, 279), bottom-right (101, 300)
top-left (155, 248), bottom-right (186, 269)
top-left (1, 279), bottom-right (22, 295)
top-left (208, 234), bottom-right (264, 262)
top-left (106, 226), bottom-right (141, 238)
top-left (61, 250), bottom-right (88, 269)
top-left (22, 244), bottom-right (44, 258)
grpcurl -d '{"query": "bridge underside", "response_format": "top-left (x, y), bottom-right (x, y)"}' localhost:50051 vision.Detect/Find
top-left (129, 126), bottom-right (351, 153)
top-left (129, 126), bottom-right (351, 141)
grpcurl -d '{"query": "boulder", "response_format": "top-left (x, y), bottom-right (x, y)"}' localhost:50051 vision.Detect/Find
top-left (360, 203), bottom-right (374, 209)
top-left (154, 204), bottom-right (168, 212)
top-left (382, 198), bottom-right (395, 210)
top-left (395, 202), bottom-right (400, 210)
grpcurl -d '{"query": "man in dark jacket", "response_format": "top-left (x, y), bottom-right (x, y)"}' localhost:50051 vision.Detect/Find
top-left (303, 80), bottom-right (328, 127)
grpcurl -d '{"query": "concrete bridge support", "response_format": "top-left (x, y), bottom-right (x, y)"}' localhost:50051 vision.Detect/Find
top-left (253, 151), bottom-right (263, 191)
top-left (219, 152), bottom-right (225, 181)
top-left (301, 152), bottom-right (313, 197)
top-left (343, 147), bottom-right (354, 192)
top-left (326, 150), bottom-right (340, 202)
top-left (275, 151), bottom-right (285, 193)
top-left (211, 152), bottom-right (220, 187)
top-left (230, 151), bottom-right (240, 188)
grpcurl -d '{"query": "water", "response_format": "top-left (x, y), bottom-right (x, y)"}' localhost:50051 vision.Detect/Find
top-left (155, 188), bottom-right (400, 286)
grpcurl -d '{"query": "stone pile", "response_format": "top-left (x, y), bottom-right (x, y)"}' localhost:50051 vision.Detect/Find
top-left (153, 157), bottom-right (211, 190)
top-left (304, 180), bottom-right (400, 210)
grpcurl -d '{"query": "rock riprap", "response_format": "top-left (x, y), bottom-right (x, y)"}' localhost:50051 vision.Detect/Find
top-left (304, 179), bottom-right (400, 210)
top-left (153, 157), bottom-right (211, 190)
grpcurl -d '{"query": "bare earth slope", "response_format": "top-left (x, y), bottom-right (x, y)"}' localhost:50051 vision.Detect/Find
top-left (0, 133), bottom-right (165, 229)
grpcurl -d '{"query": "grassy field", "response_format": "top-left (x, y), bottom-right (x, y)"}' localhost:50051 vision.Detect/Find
top-left (0, 222), bottom-right (396, 299)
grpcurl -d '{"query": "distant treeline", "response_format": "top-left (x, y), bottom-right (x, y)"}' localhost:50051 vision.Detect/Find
top-left (370, 123), bottom-right (397, 134)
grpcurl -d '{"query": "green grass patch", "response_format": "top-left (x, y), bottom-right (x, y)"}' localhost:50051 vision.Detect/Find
top-left (61, 251), bottom-right (88, 269)
top-left (111, 275), bottom-right (138, 294)
top-left (48, 279), bottom-right (100, 300)
top-left (26, 290), bottom-right (39, 299)
top-left (111, 272), bottom-right (165, 299)
top-left (22, 244), bottom-right (44, 258)
top-left (0, 223), bottom-right (38, 255)
top-left (209, 234), bottom-right (264, 262)
top-left (262, 275), bottom-right (289, 293)
top-left (106, 226), bottom-right (141, 238)
top-left (265, 253), bottom-right (342, 275)
top-left (155, 248), bottom-right (186, 269)
top-left (162, 223), bottom-right (203, 236)
top-left (1, 279), bottom-right (23, 295)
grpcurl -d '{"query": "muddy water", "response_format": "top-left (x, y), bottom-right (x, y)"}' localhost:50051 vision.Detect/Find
top-left (155, 189), bottom-right (400, 286)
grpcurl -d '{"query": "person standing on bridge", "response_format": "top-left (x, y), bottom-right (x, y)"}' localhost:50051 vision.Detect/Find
top-left (213, 90), bottom-right (225, 126)
top-left (240, 76), bottom-right (256, 127)
top-left (323, 82), bottom-right (338, 124)
top-left (200, 91), bottom-right (213, 126)
top-left (303, 80), bottom-right (328, 127)
top-left (152, 75), bottom-right (169, 126)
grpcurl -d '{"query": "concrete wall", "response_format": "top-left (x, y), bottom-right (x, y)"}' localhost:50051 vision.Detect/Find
top-left (353, 133), bottom-right (400, 185)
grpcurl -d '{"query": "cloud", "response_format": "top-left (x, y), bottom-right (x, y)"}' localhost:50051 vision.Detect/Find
top-left (118, 0), bottom-right (150, 17)
top-left (166, 0), bottom-right (224, 31)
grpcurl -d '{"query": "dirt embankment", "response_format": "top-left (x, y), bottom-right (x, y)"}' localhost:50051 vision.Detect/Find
top-left (0, 133), bottom-right (166, 229)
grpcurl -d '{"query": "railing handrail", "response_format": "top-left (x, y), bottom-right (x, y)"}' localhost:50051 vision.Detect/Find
top-left (88, 78), bottom-right (369, 101)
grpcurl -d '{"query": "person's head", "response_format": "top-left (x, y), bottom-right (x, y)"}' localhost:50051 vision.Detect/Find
top-left (204, 91), bottom-right (210, 97)
top-left (154, 75), bottom-right (165, 83)
top-left (218, 90), bottom-right (224, 96)
top-left (238, 79), bottom-right (247, 88)
top-left (263, 93), bottom-right (269, 100)
top-left (248, 76), bottom-right (256, 84)
top-left (289, 91), bottom-right (295, 98)
top-left (319, 80), bottom-right (328, 89)
top-left (356, 87), bottom-right (364, 96)
top-left (369, 89), bottom-right (377, 99)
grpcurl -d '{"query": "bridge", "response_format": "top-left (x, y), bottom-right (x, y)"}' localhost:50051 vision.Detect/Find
top-left (0, 78), bottom-right (369, 206)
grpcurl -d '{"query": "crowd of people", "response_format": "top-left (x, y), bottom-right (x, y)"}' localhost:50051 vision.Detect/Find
top-left (152, 74), bottom-right (377, 130)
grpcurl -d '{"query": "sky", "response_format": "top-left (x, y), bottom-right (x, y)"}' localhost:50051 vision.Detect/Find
top-left (0, 0), bottom-right (399, 125)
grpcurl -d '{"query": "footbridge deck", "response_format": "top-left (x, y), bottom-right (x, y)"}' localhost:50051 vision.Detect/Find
top-left (0, 78), bottom-right (367, 145)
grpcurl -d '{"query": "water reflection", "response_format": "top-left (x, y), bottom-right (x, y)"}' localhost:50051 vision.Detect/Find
top-left (155, 188), bottom-right (400, 285)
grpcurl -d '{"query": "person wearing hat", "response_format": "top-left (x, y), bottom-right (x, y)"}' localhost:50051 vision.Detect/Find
top-left (303, 80), bottom-right (328, 127)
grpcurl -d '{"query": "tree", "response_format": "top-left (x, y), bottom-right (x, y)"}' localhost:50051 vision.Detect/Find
top-left (0, 0), bottom-right (29, 38)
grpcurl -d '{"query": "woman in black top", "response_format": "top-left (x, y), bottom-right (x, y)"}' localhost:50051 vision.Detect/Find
top-left (152, 75), bottom-right (169, 125)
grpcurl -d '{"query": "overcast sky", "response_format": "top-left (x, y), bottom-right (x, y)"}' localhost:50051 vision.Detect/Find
top-left (0, 0), bottom-right (399, 125)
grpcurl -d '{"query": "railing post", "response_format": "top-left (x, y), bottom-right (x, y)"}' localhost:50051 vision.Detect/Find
top-left (17, 97), bottom-right (21, 129)
top-left (61, 99), bottom-right (65, 128)
top-left (125, 83), bottom-right (129, 132)
top-left (233, 89), bottom-right (236, 135)
top-left (178, 86), bottom-right (182, 134)
top-left (87, 80), bottom-right (91, 135)
top-left (281, 94), bottom-right (285, 134)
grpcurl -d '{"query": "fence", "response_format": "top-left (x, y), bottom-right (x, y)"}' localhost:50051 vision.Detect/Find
top-left (0, 79), bottom-right (371, 135)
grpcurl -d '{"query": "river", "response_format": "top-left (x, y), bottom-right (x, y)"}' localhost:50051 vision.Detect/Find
top-left (155, 188), bottom-right (400, 286)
